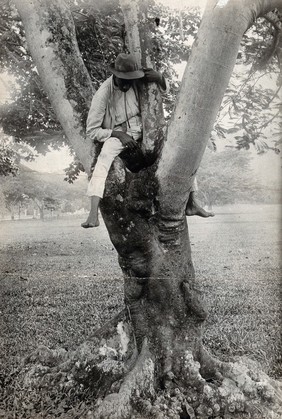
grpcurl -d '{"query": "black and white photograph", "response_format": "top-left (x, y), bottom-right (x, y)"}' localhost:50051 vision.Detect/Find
top-left (0, 0), bottom-right (281, 417)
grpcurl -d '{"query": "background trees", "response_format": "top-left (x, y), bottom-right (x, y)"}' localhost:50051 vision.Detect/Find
top-left (0, 1), bottom-right (281, 178)
top-left (196, 148), bottom-right (280, 209)
top-left (0, 0), bottom-right (281, 418)
top-left (1, 167), bottom-right (88, 219)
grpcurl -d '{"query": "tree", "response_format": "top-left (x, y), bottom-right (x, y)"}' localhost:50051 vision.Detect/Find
top-left (197, 149), bottom-right (263, 208)
top-left (0, 186), bottom-right (6, 217)
top-left (10, 0), bottom-right (282, 418)
top-left (2, 167), bottom-right (62, 219)
top-left (214, 9), bottom-right (282, 152)
top-left (1, 181), bottom-right (29, 219)
top-left (0, 1), bottom-right (281, 178)
top-left (0, 130), bottom-right (36, 176)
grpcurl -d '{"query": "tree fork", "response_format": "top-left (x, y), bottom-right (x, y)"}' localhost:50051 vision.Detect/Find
top-left (14, 0), bottom-right (282, 417)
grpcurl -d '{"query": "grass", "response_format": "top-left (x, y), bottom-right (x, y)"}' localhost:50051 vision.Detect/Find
top-left (0, 205), bottom-right (281, 417)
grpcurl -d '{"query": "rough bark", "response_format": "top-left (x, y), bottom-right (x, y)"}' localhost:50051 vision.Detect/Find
top-left (13, 0), bottom-right (94, 174)
top-left (14, 0), bottom-right (282, 417)
top-left (97, 0), bottom-right (282, 417)
top-left (120, 0), bottom-right (166, 159)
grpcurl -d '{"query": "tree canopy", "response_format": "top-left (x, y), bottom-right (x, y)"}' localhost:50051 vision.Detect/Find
top-left (1, 0), bottom-right (282, 418)
top-left (0, 0), bottom-right (281, 178)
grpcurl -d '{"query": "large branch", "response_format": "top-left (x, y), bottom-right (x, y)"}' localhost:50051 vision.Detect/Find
top-left (157, 0), bottom-right (282, 219)
top-left (120, 0), bottom-right (166, 157)
top-left (13, 0), bottom-right (94, 174)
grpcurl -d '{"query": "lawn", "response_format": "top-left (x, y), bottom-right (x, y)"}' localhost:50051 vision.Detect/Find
top-left (0, 204), bottom-right (281, 417)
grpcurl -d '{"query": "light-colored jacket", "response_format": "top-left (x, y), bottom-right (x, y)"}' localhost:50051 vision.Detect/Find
top-left (86, 76), bottom-right (142, 143)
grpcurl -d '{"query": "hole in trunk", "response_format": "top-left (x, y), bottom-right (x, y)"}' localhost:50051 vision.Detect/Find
top-left (179, 409), bottom-right (190, 419)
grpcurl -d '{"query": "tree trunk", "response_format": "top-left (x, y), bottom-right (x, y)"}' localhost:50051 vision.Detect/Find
top-left (96, 0), bottom-right (282, 416)
top-left (15, 0), bottom-right (282, 417)
top-left (104, 0), bottom-right (282, 371)
top-left (13, 0), bottom-right (94, 174)
top-left (39, 206), bottom-right (44, 220)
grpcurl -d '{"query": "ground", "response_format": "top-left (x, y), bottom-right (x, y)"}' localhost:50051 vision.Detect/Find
top-left (0, 204), bottom-right (281, 418)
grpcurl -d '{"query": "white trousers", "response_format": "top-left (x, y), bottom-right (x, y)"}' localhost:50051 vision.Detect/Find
top-left (87, 137), bottom-right (125, 198)
top-left (87, 137), bottom-right (198, 198)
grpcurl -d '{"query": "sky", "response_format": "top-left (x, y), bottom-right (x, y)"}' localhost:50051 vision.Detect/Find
top-left (26, 147), bottom-right (73, 173)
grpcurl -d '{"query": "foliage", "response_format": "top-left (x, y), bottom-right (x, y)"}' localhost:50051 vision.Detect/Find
top-left (150, 4), bottom-right (201, 116)
top-left (214, 10), bottom-right (282, 152)
top-left (197, 148), bottom-right (272, 207)
top-left (1, 166), bottom-right (89, 218)
top-left (64, 158), bottom-right (86, 183)
top-left (0, 131), bottom-right (36, 176)
top-left (0, 0), bottom-right (124, 151)
top-left (0, 1), bottom-right (281, 175)
top-left (0, 187), bottom-right (6, 215)
top-left (0, 141), bottom-right (18, 176)
top-left (0, 0), bottom-right (63, 150)
top-left (0, 0), bottom-right (200, 177)
top-left (2, 169), bottom-right (59, 217)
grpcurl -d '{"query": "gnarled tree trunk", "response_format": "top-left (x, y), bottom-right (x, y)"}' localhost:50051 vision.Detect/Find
top-left (15, 0), bottom-right (282, 417)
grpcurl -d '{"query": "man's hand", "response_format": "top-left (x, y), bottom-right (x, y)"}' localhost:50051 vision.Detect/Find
top-left (112, 130), bottom-right (138, 150)
top-left (143, 68), bottom-right (166, 89)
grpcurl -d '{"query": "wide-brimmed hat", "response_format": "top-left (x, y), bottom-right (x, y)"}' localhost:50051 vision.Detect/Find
top-left (109, 53), bottom-right (144, 80)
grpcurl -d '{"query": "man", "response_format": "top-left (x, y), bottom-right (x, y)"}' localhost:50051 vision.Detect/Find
top-left (82, 53), bottom-right (213, 228)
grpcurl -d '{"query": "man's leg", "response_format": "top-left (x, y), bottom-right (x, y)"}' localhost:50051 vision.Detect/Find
top-left (81, 195), bottom-right (101, 228)
top-left (82, 138), bottom-right (124, 228)
top-left (185, 178), bottom-right (214, 218)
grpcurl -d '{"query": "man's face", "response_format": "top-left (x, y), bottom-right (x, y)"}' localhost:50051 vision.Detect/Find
top-left (114, 76), bottom-right (134, 92)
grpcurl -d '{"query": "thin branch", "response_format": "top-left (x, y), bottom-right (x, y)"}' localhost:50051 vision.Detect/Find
top-left (72, 10), bottom-right (89, 20)
top-left (242, 114), bottom-right (253, 135)
top-left (264, 83), bottom-right (282, 107)
top-left (217, 69), bottom-right (278, 124)
top-left (257, 109), bottom-right (280, 131)
top-left (254, 15), bottom-right (281, 68)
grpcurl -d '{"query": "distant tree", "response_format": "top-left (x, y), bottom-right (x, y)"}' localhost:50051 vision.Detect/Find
top-left (2, 180), bottom-right (29, 219)
top-left (1, 167), bottom-right (89, 218)
top-left (2, 168), bottom-right (61, 219)
top-left (0, 185), bottom-right (8, 217)
top-left (197, 149), bottom-right (262, 209)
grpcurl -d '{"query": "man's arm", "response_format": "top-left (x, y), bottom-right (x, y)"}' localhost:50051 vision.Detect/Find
top-left (112, 130), bottom-right (138, 149)
top-left (86, 81), bottom-right (113, 143)
top-left (143, 68), bottom-right (167, 91)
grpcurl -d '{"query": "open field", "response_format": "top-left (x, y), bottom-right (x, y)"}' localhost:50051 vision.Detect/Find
top-left (0, 204), bottom-right (281, 416)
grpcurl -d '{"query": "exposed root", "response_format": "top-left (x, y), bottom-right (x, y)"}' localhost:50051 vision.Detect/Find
top-left (89, 349), bottom-right (282, 419)
top-left (7, 317), bottom-right (282, 419)
top-left (6, 313), bottom-right (136, 419)
top-left (198, 346), bottom-right (225, 381)
top-left (93, 339), bottom-right (155, 419)
top-left (217, 356), bottom-right (282, 418)
top-left (182, 282), bottom-right (208, 321)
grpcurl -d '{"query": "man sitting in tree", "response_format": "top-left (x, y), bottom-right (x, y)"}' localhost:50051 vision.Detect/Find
top-left (82, 53), bottom-right (213, 228)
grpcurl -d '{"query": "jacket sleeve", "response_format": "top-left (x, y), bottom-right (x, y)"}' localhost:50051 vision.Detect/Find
top-left (86, 84), bottom-right (113, 143)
